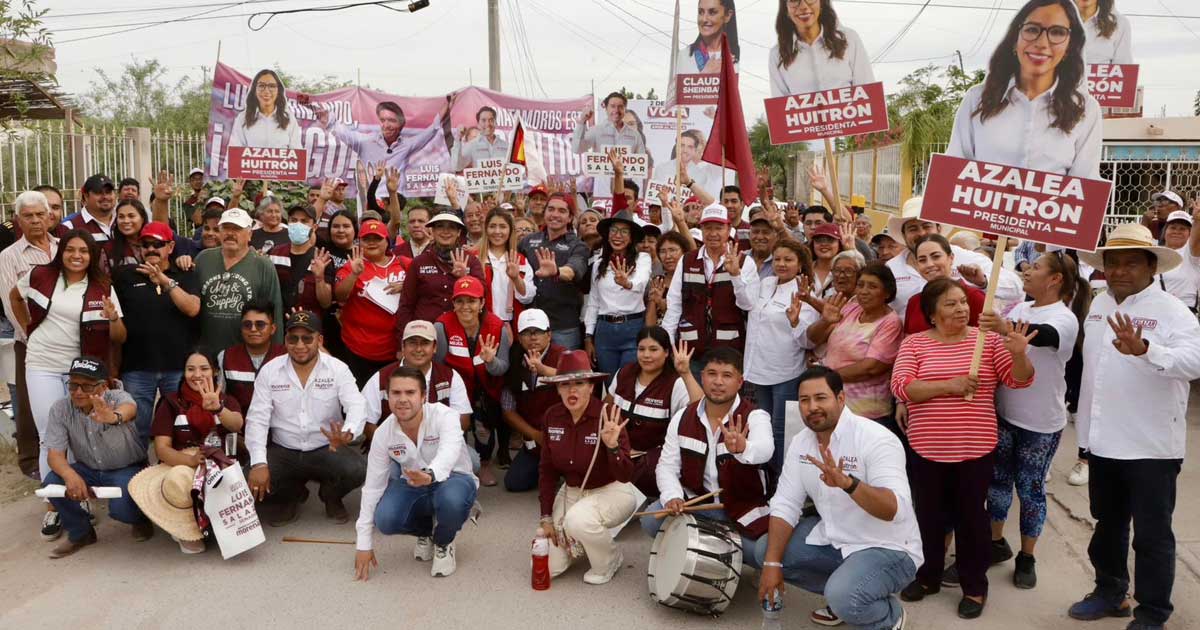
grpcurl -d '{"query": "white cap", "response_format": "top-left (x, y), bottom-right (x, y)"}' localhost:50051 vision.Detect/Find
top-left (517, 309), bottom-right (550, 333)
top-left (689, 227), bottom-right (703, 242)
top-left (500, 202), bottom-right (514, 211)
top-left (698, 202), bottom-right (729, 225)
top-left (205, 196), bottom-right (227, 209)
top-left (1153, 191), bottom-right (1184, 207)
top-left (1166, 209), bottom-right (1193, 226)
top-left (219, 208), bottom-right (253, 229)
top-left (188, 168), bottom-right (204, 177)
top-left (427, 212), bottom-right (465, 229)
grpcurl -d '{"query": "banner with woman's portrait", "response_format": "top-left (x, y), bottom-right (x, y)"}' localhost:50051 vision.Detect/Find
top-left (205, 62), bottom-right (591, 197)
top-left (670, 0), bottom-right (741, 105)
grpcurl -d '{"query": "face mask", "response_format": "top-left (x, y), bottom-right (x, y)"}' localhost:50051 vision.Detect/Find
top-left (288, 223), bottom-right (312, 245)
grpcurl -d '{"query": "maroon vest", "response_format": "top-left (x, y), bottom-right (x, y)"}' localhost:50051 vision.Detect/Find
top-left (24, 265), bottom-right (111, 365)
top-left (268, 243), bottom-right (323, 317)
top-left (437, 310), bottom-right (506, 401)
top-left (504, 344), bottom-right (566, 448)
top-left (677, 249), bottom-right (745, 358)
top-left (374, 360), bottom-right (456, 422)
top-left (221, 343), bottom-right (285, 413)
top-left (677, 397), bottom-right (769, 538)
top-left (611, 363), bottom-right (679, 452)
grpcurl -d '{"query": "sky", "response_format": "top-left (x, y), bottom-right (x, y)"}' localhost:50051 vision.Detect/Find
top-left (39, 0), bottom-right (1200, 124)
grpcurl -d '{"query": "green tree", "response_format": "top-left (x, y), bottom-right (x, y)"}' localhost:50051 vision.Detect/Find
top-left (0, 0), bottom-right (55, 122)
top-left (749, 117), bottom-right (802, 196)
top-left (890, 64), bottom-right (984, 170)
top-left (81, 58), bottom-right (210, 130)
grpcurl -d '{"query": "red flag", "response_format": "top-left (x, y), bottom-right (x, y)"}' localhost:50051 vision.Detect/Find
top-left (507, 119), bottom-right (526, 166)
top-left (700, 33), bottom-right (757, 204)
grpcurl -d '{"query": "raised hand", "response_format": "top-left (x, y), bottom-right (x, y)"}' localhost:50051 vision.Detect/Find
top-left (599, 404), bottom-right (628, 449)
top-left (1108, 312), bottom-right (1147, 356)
top-left (319, 178), bottom-right (335, 202)
top-left (310, 247), bottom-right (331, 279)
top-left (838, 222), bottom-right (855, 251)
top-left (1003, 320), bottom-right (1038, 356)
top-left (723, 240), bottom-right (742, 276)
top-left (445, 178), bottom-right (461, 208)
top-left (805, 443), bottom-right (852, 490)
top-left (719, 414), bottom-right (749, 454)
top-left (673, 339), bottom-right (694, 375)
top-left (478, 334), bottom-right (499, 364)
top-left (607, 147), bottom-right (623, 177)
top-left (88, 394), bottom-right (118, 425)
top-left (820, 292), bottom-right (848, 325)
top-left (786, 289), bottom-right (807, 328)
top-left (102, 296), bottom-right (119, 322)
top-left (525, 349), bottom-right (546, 376)
top-left (534, 247), bottom-right (559, 278)
top-left (136, 261), bottom-right (167, 287)
top-left (647, 275), bottom-right (667, 312)
top-left (450, 247), bottom-right (470, 278)
top-left (154, 170), bottom-right (175, 200)
top-left (808, 161), bottom-right (830, 194)
top-left (198, 375), bottom-right (222, 412)
top-left (581, 103), bottom-right (594, 124)
top-left (230, 178), bottom-right (245, 198)
top-left (505, 249), bottom-right (521, 280)
top-left (320, 420), bottom-right (353, 452)
top-left (373, 162), bottom-right (385, 182)
top-left (349, 244), bottom-right (365, 275)
top-left (957, 264), bottom-right (986, 287)
top-left (611, 255), bottom-right (632, 290)
top-left (386, 167), bottom-right (401, 195)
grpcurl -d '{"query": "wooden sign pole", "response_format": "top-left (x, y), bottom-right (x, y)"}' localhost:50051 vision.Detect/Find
top-left (965, 235), bottom-right (1009, 400)
top-left (823, 138), bottom-right (847, 222)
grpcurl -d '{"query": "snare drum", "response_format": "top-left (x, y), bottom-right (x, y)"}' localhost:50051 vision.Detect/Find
top-left (647, 514), bottom-right (743, 615)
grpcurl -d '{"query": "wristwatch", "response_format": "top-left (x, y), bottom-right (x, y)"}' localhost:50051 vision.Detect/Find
top-left (843, 475), bottom-right (861, 495)
top-left (163, 278), bottom-right (179, 292)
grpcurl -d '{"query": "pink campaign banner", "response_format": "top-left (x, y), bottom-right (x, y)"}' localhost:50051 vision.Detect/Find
top-left (205, 62), bottom-right (591, 197)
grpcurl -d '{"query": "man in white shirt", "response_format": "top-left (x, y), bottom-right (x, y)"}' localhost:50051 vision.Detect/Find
top-left (1067, 224), bottom-right (1200, 629)
top-left (316, 98), bottom-right (454, 183)
top-left (571, 92), bottom-right (647, 199)
top-left (245, 310), bottom-right (368, 527)
top-left (450, 106), bottom-right (508, 171)
top-left (361, 320), bottom-right (471, 438)
top-left (354, 366), bottom-right (478, 580)
top-left (757, 367), bottom-right (920, 630)
top-left (640, 347), bottom-right (772, 567)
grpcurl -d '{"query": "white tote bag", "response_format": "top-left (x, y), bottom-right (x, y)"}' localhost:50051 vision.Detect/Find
top-left (202, 461), bottom-right (266, 559)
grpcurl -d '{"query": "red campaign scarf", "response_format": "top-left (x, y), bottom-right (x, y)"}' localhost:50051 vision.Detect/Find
top-left (179, 385), bottom-right (219, 437)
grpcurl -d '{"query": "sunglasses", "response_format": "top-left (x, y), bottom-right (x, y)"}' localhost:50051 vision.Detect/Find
top-left (241, 320), bottom-right (270, 331)
top-left (67, 382), bottom-right (102, 393)
top-left (286, 333), bottom-right (317, 345)
top-left (140, 240), bottom-right (168, 250)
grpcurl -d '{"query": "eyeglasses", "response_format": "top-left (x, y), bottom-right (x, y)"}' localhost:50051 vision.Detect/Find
top-left (608, 226), bottom-right (632, 236)
top-left (139, 240), bottom-right (168, 250)
top-left (786, 0), bottom-right (820, 6)
top-left (242, 320), bottom-right (270, 331)
top-left (286, 333), bottom-right (316, 345)
top-left (832, 267), bottom-right (858, 277)
top-left (1019, 22), bottom-right (1070, 45)
top-left (256, 82), bottom-right (280, 92)
top-left (67, 382), bottom-right (102, 393)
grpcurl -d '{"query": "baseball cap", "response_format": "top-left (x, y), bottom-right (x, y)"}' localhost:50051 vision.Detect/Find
top-left (188, 168), bottom-right (204, 177)
top-left (288, 205), bottom-right (317, 221)
top-left (68, 356), bottom-right (108, 381)
top-left (1153, 191), bottom-right (1184, 207)
top-left (140, 221), bottom-right (174, 243)
top-left (219, 208), bottom-right (252, 229)
top-left (285, 310), bottom-right (322, 333)
top-left (689, 227), bottom-right (703, 242)
top-left (698, 202), bottom-right (730, 225)
top-left (683, 196), bottom-right (700, 206)
top-left (452, 276), bottom-right (485, 300)
top-left (528, 184), bottom-right (549, 198)
top-left (1166, 210), bottom-right (1193, 226)
top-left (360, 219), bottom-right (389, 239)
top-left (205, 196), bottom-right (227, 209)
top-left (333, 178), bottom-right (348, 187)
top-left (810, 223), bottom-right (841, 241)
top-left (403, 320), bottom-right (437, 342)
top-left (82, 174), bottom-right (114, 194)
top-left (517, 309), bottom-right (550, 333)
top-left (500, 202), bottom-right (514, 211)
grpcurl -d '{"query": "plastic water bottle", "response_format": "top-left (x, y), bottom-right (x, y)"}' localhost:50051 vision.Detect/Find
top-left (531, 528), bottom-right (551, 590)
top-left (761, 590), bottom-right (783, 630)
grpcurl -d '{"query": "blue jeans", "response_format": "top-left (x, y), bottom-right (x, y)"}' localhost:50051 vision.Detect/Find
top-left (44, 463), bottom-right (147, 542)
top-left (375, 469), bottom-right (478, 546)
top-left (593, 315), bottom-right (644, 376)
top-left (551, 327), bottom-right (582, 351)
top-left (122, 370), bottom-right (183, 444)
top-left (639, 499), bottom-right (762, 570)
top-left (754, 516), bottom-right (916, 630)
top-left (753, 376), bottom-right (801, 475)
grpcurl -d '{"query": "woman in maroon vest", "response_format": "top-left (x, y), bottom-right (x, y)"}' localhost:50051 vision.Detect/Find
top-left (604, 326), bottom-right (701, 497)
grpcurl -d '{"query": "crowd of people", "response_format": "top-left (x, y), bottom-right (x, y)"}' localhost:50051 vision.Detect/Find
top-left (2, 1), bottom-right (1193, 629)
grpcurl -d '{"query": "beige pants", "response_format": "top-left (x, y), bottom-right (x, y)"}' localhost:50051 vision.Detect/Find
top-left (548, 481), bottom-right (638, 577)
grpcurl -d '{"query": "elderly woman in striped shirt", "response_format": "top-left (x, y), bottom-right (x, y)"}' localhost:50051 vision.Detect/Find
top-left (889, 277), bottom-right (1035, 620)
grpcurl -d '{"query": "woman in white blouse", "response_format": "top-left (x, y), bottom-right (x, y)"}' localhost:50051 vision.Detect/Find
top-left (729, 238), bottom-right (820, 473)
top-left (1074, 0), bottom-right (1132, 64)
top-left (768, 0), bottom-right (875, 97)
top-left (229, 69), bottom-right (303, 150)
top-left (470, 209), bottom-right (536, 325)
top-left (947, 0), bottom-right (1102, 179)
top-left (584, 210), bottom-right (652, 375)
top-left (676, 0), bottom-right (740, 75)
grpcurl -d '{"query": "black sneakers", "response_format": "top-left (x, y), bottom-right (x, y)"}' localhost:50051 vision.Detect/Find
top-left (990, 538), bottom-right (1014, 564)
top-left (1013, 552), bottom-right (1037, 589)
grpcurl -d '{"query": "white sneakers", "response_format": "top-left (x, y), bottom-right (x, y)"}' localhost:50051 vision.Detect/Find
top-left (432, 542), bottom-right (456, 577)
top-left (1068, 461), bottom-right (1089, 486)
top-left (893, 608), bottom-right (907, 630)
top-left (414, 536), bottom-right (434, 561)
top-left (177, 538), bottom-right (206, 554)
top-left (583, 549), bottom-right (623, 585)
top-left (810, 606), bottom-right (844, 626)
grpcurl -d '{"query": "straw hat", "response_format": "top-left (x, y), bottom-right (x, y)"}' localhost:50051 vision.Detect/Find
top-left (539, 350), bottom-right (609, 384)
top-left (1078, 223), bottom-right (1182, 274)
top-left (885, 196), bottom-right (945, 242)
top-left (129, 464), bottom-right (203, 542)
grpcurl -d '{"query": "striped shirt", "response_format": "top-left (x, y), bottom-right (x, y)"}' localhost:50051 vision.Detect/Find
top-left (890, 329), bottom-right (1032, 462)
top-left (0, 235), bottom-right (58, 342)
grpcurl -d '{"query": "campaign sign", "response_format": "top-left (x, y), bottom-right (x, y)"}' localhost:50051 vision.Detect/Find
top-left (921, 153), bottom-right (1111, 252)
top-left (227, 147), bottom-right (308, 181)
top-left (646, 179), bottom-right (678, 205)
top-left (675, 74), bottom-right (720, 105)
top-left (1087, 64), bottom-right (1139, 109)
top-left (584, 146), bottom-right (649, 178)
top-left (763, 81), bottom-right (890, 144)
top-left (463, 158), bottom-right (525, 193)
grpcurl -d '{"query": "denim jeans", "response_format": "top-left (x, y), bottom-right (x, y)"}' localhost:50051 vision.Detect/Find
top-left (639, 499), bottom-right (762, 570)
top-left (122, 370), bottom-right (183, 445)
top-left (551, 327), bottom-right (582, 351)
top-left (753, 376), bottom-right (801, 475)
top-left (375, 469), bottom-right (478, 546)
top-left (504, 448), bottom-right (539, 492)
top-left (593, 315), bottom-right (644, 376)
top-left (754, 516), bottom-right (915, 630)
top-left (44, 462), bottom-right (148, 542)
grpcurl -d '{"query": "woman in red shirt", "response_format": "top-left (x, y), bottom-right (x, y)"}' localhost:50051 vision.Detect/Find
top-left (904, 234), bottom-right (987, 335)
top-left (890, 277), bottom-right (1035, 619)
top-left (334, 218), bottom-right (411, 386)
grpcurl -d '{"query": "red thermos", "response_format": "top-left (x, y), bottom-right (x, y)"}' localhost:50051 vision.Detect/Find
top-left (532, 527), bottom-right (551, 590)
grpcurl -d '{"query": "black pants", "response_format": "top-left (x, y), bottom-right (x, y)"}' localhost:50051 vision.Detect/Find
top-left (910, 450), bottom-right (995, 598)
top-left (342, 352), bottom-right (391, 389)
top-left (264, 443), bottom-right (367, 505)
top-left (13, 341), bottom-right (37, 476)
top-left (504, 447), bottom-right (539, 492)
top-left (1088, 455), bottom-right (1181, 625)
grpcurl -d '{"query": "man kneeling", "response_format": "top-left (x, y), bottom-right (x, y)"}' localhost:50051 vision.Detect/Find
top-left (756, 367), bottom-right (921, 630)
top-left (355, 366), bottom-right (478, 580)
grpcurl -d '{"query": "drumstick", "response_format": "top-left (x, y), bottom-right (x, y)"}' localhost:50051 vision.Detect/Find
top-left (281, 536), bottom-right (356, 545)
top-left (681, 489), bottom-right (722, 508)
top-left (632, 503), bottom-right (726, 519)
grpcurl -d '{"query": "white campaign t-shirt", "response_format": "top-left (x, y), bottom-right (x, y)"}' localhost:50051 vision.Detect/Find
top-left (1158, 247), bottom-right (1200, 311)
top-left (995, 301), bottom-right (1078, 433)
top-left (19, 273), bottom-right (122, 373)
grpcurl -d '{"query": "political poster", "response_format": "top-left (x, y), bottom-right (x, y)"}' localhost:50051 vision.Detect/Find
top-left (764, 82), bottom-right (890, 144)
top-left (624, 99), bottom-right (732, 202)
top-left (666, 0), bottom-right (741, 105)
top-left (1086, 64), bottom-right (1139, 109)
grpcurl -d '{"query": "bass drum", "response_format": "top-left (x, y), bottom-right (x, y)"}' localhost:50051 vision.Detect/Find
top-left (647, 514), bottom-right (743, 615)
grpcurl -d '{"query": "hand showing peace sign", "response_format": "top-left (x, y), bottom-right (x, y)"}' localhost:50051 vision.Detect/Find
top-left (719, 414), bottom-right (750, 454)
top-left (450, 247), bottom-right (470, 278)
top-left (599, 403), bottom-right (628, 449)
top-left (478, 334), bottom-right (499, 364)
top-left (805, 444), bottom-right (853, 490)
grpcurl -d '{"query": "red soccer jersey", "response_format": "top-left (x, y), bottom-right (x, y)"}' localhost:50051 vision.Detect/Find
top-left (336, 255), bottom-right (411, 361)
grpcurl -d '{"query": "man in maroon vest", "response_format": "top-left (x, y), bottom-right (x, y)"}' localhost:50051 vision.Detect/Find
top-left (63, 174), bottom-right (116, 255)
top-left (219, 300), bottom-right (285, 414)
top-left (661, 203), bottom-right (747, 381)
top-left (361, 319), bottom-right (471, 442)
top-left (499, 309), bottom-right (564, 492)
top-left (640, 347), bottom-right (772, 567)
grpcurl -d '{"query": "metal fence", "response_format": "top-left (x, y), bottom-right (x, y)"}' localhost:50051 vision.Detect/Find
top-left (801, 143), bottom-right (904, 214)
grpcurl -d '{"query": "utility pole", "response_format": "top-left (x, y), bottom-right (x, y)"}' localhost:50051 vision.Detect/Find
top-left (488, 0), bottom-right (501, 91)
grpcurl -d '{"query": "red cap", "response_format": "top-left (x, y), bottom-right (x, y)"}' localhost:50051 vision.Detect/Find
top-left (140, 221), bottom-right (174, 243)
top-left (360, 219), bottom-right (389, 240)
top-left (528, 184), bottom-right (549, 197)
top-left (810, 223), bottom-right (842, 242)
top-left (684, 196), bottom-right (700, 206)
top-left (452, 276), bottom-right (485, 300)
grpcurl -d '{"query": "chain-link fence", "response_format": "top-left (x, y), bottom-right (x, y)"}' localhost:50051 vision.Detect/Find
top-left (1102, 143), bottom-right (1200, 229)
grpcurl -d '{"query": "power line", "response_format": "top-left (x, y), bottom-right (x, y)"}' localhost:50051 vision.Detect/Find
top-left (833, 0), bottom-right (1200, 19)
top-left (58, 2), bottom-right (258, 43)
top-left (43, 1), bottom-right (281, 20)
top-left (511, 0), bottom-right (549, 96)
top-left (873, 0), bottom-right (933, 62)
top-left (1156, 0), bottom-right (1200, 42)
